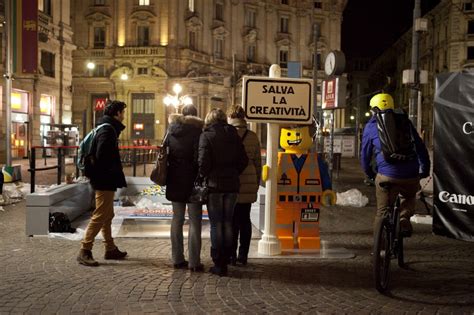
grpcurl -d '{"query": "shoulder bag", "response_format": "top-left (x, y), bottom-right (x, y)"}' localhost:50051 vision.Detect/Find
top-left (150, 134), bottom-right (169, 186)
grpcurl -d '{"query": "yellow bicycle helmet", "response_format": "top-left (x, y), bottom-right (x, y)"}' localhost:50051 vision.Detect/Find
top-left (369, 93), bottom-right (394, 110)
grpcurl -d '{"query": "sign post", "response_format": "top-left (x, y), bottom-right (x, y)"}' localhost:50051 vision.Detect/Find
top-left (242, 66), bottom-right (313, 255)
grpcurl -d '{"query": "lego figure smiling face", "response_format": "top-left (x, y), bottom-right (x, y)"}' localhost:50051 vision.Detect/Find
top-left (279, 126), bottom-right (313, 154)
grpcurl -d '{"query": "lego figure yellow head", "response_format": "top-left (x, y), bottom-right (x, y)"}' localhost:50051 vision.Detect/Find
top-left (280, 126), bottom-right (313, 154)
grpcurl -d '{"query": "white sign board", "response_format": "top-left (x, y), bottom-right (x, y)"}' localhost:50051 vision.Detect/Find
top-left (242, 76), bottom-right (313, 124)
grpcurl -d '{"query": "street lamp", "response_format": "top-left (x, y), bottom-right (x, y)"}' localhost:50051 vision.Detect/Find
top-left (86, 61), bottom-right (96, 70)
top-left (163, 83), bottom-right (193, 113)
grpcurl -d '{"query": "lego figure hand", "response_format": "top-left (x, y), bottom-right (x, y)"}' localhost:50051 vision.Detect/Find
top-left (262, 165), bottom-right (269, 182)
top-left (321, 190), bottom-right (337, 206)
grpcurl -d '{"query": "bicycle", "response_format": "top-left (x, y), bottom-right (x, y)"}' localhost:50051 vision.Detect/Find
top-left (373, 181), bottom-right (406, 293)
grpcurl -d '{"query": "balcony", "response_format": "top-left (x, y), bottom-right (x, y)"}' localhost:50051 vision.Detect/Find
top-left (180, 49), bottom-right (210, 63)
top-left (38, 11), bottom-right (52, 42)
top-left (115, 46), bottom-right (166, 57)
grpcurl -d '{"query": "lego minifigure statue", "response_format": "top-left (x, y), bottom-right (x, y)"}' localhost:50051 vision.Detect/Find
top-left (263, 125), bottom-right (336, 249)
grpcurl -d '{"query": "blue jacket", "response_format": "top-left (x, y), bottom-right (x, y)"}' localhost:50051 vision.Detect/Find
top-left (360, 115), bottom-right (430, 179)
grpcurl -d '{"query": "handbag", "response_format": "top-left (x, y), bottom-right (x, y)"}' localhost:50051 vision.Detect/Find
top-left (150, 135), bottom-right (168, 186)
top-left (189, 177), bottom-right (209, 204)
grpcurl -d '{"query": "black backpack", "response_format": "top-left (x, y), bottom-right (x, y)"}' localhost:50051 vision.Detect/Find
top-left (49, 212), bottom-right (76, 233)
top-left (374, 108), bottom-right (417, 163)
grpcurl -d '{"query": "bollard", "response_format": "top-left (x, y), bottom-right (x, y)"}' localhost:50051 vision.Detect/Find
top-left (57, 148), bottom-right (62, 185)
top-left (132, 148), bottom-right (137, 177)
top-left (30, 148), bottom-right (36, 193)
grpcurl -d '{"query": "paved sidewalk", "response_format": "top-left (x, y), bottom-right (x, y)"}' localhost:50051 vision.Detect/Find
top-left (1, 158), bottom-right (473, 314)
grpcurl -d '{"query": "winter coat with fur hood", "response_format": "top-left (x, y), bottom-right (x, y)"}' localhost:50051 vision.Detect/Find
top-left (164, 113), bottom-right (204, 202)
top-left (228, 118), bottom-right (262, 203)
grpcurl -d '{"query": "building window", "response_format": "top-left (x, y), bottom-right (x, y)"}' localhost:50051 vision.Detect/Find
top-left (215, 2), bottom-right (224, 21)
top-left (137, 67), bottom-right (148, 75)
top-left (41, 51), bottom-right (55, 77)
top-left (214, 38), bottom-right (224, 59)
top-left (189, 31), bottom-right (196, 50)
top-left (314, 1), bottom-right (322, 9)
top-left (279, 49), bottom-right (288, 68)
top-left (94, 27), bottom-right (106, 48)
top-left (94, 0), bottom-right (105, 5)
top-left (93, 64), bottom-right (106, 77)
top-left (468, 20), bottom-right (474, 34)
top-left (137, 26), bottom-right (150, 46)
top-left (245, 9), bottom-right (256, 28)
top-left (188, 0), bottom-right (194, 12)
top-left (280, 16), bottom-right (289, 33)
top-left (281, 0), bottom-right (289, 4)
top-left (132, 93), bottom-right (155, 140)
top-left (468, 46), bottom-right (474, 60)
top-left (38, 0), bottom-right (52, 15)
top-left (247, 44), bottom-right (256, 62)
top-left (139, 0), bottom-right (150, 5)
top-left (464, 2), bottom-right (473, 11)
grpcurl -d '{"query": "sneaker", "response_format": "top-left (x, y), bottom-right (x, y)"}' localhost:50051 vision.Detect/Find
top-left (104, 247), bottom-right (128, 260)
top-left (77, 249), bottom-right (99, 267)
top-left (189, 263), bottom-right (204, 272)
top-left (173, 261), bottom-right (189, 269)
top-left (400, 218), bottom-right (413, 237)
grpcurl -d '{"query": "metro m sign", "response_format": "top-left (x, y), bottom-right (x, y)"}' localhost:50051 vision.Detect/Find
top-left (95, 98), bottom-right (107, 111)
top-left (242, 76), bottom-right (313, 124)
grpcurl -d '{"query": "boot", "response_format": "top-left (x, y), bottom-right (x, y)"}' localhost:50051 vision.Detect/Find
top-left (104, 247), bottom-right (128, 260)
top-left (77, 249), bottom-right (99, 267)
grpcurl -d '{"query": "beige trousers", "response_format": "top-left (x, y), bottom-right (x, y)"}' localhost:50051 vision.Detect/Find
top-left (81, 190), bottom-right (117, 251)
top-left (374, 174), bottom-right (420, 229)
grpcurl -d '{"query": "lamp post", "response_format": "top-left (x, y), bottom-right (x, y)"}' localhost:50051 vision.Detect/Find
top-left (163, 83), bottom-right (193, 113)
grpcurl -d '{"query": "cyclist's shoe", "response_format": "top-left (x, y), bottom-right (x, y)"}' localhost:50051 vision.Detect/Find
top-left (400, 218), bottom-right (413, 237)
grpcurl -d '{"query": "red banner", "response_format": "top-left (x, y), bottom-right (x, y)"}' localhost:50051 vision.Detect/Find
top-left (13, 0), bottom-right (38, 74)
top-left (322, 79), bottom-right (336, 109)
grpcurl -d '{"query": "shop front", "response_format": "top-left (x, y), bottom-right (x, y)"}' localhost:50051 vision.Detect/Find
top-left (11, 91), bottom-right (29, 159)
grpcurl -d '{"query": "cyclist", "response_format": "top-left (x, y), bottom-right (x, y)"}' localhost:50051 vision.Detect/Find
top-left (361, 93), bottom-right (430, 236)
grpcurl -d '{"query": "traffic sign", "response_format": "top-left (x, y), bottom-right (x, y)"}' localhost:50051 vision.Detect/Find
top-left (242, 76), bottom-right (313, 124)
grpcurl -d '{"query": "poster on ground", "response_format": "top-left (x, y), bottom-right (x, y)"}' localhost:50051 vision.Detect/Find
top-left (433, 71), bottom-right (474, 241)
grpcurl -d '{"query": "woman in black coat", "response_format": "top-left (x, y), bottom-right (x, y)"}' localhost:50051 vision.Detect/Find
top-left (198, 108), bottom-right (248, 276)
top-left (165, 104), bottom-right (204, 272)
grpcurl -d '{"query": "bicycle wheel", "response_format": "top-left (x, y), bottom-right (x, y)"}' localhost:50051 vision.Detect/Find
top-left (373, 218), bottom-right (391, 293)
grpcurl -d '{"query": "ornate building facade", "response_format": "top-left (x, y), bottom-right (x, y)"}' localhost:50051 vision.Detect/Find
top-left (0, 0), bottom-right (75, 162)
top-left (368, 0), bottom-right (474, 146)
top-left (71, 0), bottom-right (347, 144)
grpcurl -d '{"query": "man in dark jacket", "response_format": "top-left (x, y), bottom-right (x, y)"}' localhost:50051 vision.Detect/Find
top-left (361, 93), bottom-right (430, 236)
top-left (77, 100), bottom-right (128, 266)
top-left (198, 108), bottom-right (248, 276)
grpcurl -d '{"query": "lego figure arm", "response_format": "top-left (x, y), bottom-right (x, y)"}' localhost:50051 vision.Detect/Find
top-left (262, 164), bottom-right (269, 182)
top-left (317, 155), bottom-right (336, 206)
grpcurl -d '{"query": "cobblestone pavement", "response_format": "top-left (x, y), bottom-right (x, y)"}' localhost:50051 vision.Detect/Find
top-left (1, 158), bottom-right (473, 314)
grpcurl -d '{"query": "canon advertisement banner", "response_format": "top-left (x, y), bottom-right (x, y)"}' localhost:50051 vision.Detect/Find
top-left (433, 71), bottom-right (474, 241)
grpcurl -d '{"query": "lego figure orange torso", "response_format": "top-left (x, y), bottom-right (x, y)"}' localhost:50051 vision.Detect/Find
top-left (274, 126), bottom-right (335, 249)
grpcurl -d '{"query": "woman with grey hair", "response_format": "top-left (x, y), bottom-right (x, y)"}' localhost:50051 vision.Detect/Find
top-left (227, 105), bottom-right (262, 266)
top-left (198, 108), bottom-right (248, 276)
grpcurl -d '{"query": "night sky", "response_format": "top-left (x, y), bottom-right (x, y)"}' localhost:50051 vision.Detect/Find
top-left (342, 0), bottom-right (441, 59)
